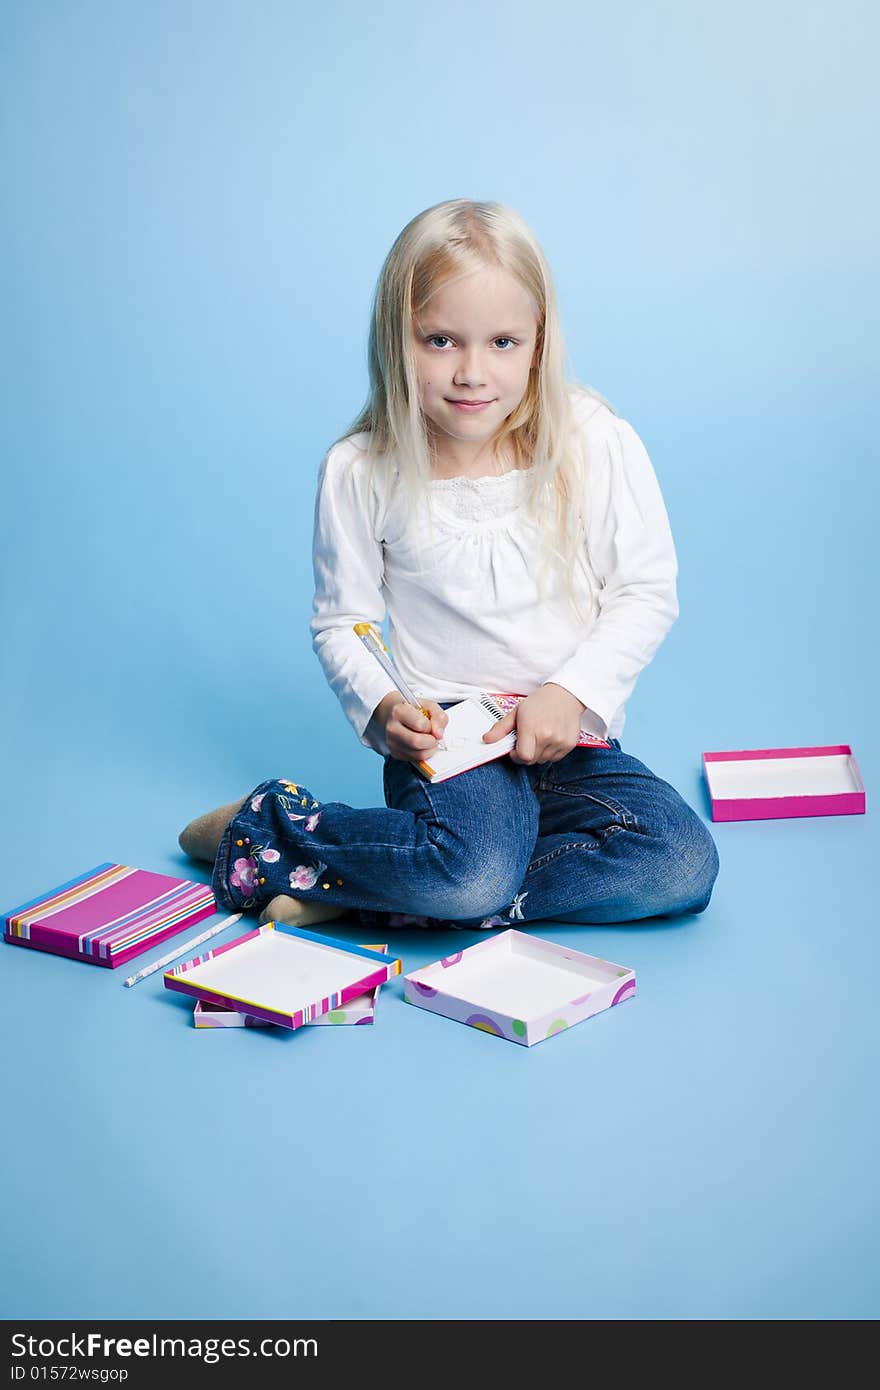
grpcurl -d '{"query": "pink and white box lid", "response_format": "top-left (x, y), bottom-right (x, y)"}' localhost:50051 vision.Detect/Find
top-left (702, 744), bottom-right (865, 822)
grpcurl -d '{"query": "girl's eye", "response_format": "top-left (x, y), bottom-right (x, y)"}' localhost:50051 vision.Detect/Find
top-left (425, 335), bottom-right (518, 350)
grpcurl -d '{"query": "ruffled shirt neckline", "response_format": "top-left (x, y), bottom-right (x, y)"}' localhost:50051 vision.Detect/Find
top-left (426, 465), bottom-right (538, 528)
top-left (429, 464), bottom-right (536, 487)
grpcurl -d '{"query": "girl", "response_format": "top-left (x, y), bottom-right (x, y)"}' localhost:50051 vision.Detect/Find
top-left (179, 198), bottom-right (719, 931)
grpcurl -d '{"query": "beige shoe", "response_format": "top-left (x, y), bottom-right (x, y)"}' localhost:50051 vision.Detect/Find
top-left (178, 796), bottom-right (250, 863)
top-left (259, 894), bottom-right (342, 929)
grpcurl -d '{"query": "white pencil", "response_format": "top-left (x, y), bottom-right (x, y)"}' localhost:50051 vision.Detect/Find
top-left (122, 913), bottom-right (243, 987)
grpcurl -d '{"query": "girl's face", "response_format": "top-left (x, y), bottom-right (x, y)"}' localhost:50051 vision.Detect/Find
top-left (413, 265), bottom-right (540, 468)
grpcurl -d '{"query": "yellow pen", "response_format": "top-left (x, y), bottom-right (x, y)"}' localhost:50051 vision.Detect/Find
top-left (353, 623), bottom-right (445, 748)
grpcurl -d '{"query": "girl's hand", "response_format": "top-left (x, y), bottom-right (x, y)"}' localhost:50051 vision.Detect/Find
top-left (371, 693), bottom-right (449, 764)
top-left (483, 684), bottom-right (586, 765)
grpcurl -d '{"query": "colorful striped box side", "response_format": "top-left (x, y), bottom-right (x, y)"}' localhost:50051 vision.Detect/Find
top-left (3, 863), bottom-right (217, 968)
top-left (193, 944), bottom-right (390, 1027)
top-left (165, 923), bottom-right (402, 1030)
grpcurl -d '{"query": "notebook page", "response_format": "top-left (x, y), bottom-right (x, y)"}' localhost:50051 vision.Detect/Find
top-left (418, 697), bottom-right (516, 783)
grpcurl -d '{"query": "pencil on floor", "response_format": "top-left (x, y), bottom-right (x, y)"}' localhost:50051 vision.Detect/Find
top-left (122, 913), bottom-right (243, 986)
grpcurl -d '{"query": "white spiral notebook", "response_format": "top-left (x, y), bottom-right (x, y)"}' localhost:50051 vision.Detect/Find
top-left (416, 693), bottom-right (516, 783)
top-left (417, 692), bottom-right (610, 783)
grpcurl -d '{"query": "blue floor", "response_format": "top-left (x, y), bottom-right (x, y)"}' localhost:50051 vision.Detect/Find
top-left (2, 699), bottom-right (877, 1320)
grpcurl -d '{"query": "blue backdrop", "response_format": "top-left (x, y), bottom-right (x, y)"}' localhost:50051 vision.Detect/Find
top-left (1, 0), bottom-right (877, 1320)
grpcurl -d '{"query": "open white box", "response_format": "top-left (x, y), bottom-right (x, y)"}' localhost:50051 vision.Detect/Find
top-left (702, 744), bottom-right (865, 822)
top-left (193, 944), bottom-right (390, 1027)
top-left (403, 929), bottom-right (636, 1047)
top-left (164, 923), bottom-right (400, 1030)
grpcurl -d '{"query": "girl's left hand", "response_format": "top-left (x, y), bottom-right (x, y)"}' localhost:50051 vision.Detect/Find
top-left (483, 684), bottom-right (586, 765)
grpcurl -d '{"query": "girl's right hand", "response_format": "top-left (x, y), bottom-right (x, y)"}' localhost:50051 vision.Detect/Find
top-left (371, 693), bottom-right (449, 763)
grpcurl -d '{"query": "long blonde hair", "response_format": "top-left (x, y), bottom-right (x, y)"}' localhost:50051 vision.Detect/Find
top-left (329, 198), bottom-right (614, 615)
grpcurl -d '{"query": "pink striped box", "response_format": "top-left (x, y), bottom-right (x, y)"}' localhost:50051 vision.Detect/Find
top-left (702, 744), bottom-right (866, 822)
top-left (193, 943), bottom-right (390, 1027)
top-left (3, 863), bottom-right (217, 968)
top-left (165, 923), bottom-right (401, 1030)
top-left (404, 930), bottom-right (636, 1047)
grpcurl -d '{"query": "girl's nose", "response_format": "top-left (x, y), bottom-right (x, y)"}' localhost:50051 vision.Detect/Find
top-left (453, 351), bottom-right (486, 388)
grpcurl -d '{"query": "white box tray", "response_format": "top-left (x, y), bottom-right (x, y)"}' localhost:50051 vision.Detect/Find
top-left (193, 944), bottom-right (390, 1027)
top-left (702, 743), bottom-right (865, 821)
top-left (164, 923), bottom-right (400, 1030)
top-left (403, 929), bottom-right (635, 1047)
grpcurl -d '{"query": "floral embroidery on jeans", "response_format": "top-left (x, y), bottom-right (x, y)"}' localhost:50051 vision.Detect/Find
top-left (289, 861), bottom-right (327, 891)
top-left (231, 857), bottom-right (259, 897)
top-left (508, 891), bottom-right (528, 921)
top-left (230, 842), bottom-right (278, 897)
top-left (285, 809), bottom-right (322, 830)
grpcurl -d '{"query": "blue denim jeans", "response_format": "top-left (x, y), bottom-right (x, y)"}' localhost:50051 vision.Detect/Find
top-left (211, 738), bottom-right (720, 930)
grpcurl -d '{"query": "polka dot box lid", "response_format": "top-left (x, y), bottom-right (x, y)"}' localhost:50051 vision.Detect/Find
top-left (403, 928), bottom-right (635, 1047)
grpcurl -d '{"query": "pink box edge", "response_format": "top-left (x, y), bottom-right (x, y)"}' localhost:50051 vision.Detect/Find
top-left (702, 745), bottom-right (866, 822)
top-left (709, 792), bottom-right (866, 822)
top-left (3, 902), bottom-right (218, 968)
top-left (702, 744), bottom-right (854, 763)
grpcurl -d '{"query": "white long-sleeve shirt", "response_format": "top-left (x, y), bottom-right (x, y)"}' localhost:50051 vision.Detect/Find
top-left (310, 388), bottom-right (679, 756)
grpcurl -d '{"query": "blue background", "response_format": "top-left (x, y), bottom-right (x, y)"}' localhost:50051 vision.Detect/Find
top-left (1, 0), bottom-right (877, 1320)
